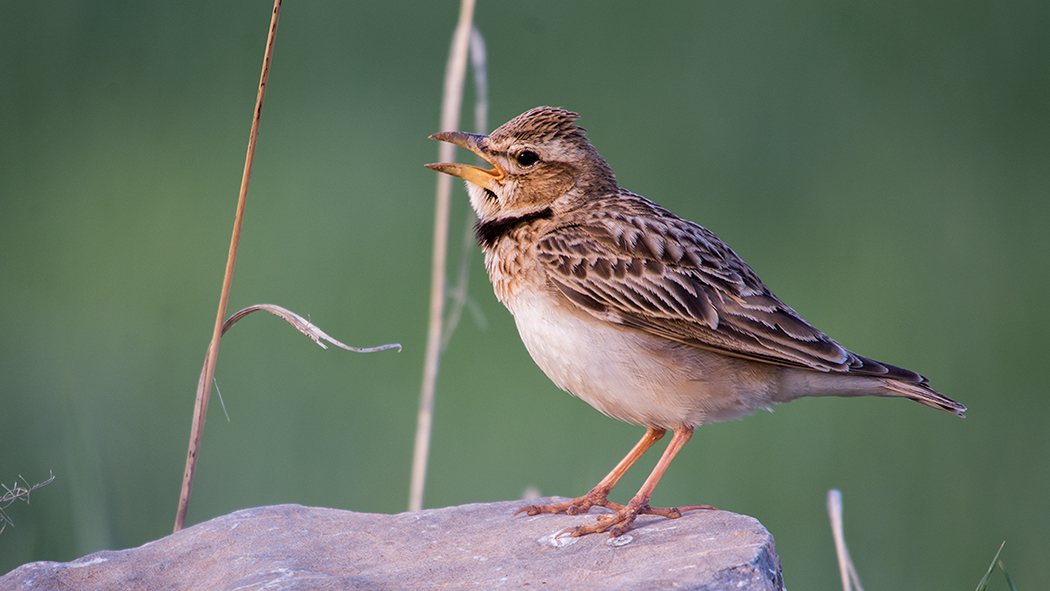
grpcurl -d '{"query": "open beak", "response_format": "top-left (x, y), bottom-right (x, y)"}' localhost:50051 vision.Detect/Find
top-left (425, 131), bottom-right (503, 192)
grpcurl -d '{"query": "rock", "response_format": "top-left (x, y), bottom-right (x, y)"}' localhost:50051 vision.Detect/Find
top-left (1, 499), bottom-right (784, 590)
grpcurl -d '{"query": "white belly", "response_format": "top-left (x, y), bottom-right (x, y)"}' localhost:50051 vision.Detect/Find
top-left (504, 289), bottom-right (781, 429)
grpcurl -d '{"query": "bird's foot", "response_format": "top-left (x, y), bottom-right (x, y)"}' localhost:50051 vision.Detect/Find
top-left (558, 501), bottom-right (718, 538)
top-left (514, 489), bottom-right (619, 518)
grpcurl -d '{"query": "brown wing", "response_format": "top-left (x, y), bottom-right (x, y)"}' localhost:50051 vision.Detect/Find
top-left (536, 192), bottom-right (917, 378)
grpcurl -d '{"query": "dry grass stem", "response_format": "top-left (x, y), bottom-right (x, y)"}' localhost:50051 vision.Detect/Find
top-left (827, 489), bottom-right (864, 591)
top-left (202, 305), bottom-right (400, 424)
top-left (174, 0), bottom-right (282, 533)
top-left (220, 304), bottom-right (401, 353)
top-left (410, 0), bottom-right (478, 512)
top-left (441, 25), bottom-right (488, 351)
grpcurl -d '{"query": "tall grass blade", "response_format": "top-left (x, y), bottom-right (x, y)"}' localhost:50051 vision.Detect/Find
top-left (974, 541), bottom-right (1010, 591)
top-left (174, 0), bottom-right (282, 533)
top-left (409, 0), bottom-right (478, 513)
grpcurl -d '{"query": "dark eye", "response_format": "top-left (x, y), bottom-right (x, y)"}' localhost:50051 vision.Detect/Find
top-left (515, 150), bottom-right (540, 167)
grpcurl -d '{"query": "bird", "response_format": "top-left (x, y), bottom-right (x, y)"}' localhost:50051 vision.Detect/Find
top-left (425, 106), bottom-right (965, 538)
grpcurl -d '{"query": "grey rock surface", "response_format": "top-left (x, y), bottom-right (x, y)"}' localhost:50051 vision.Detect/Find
top-left (1, 498), bottom-right (784, 590)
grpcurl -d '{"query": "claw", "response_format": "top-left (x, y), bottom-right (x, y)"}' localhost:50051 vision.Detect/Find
top-left (513, 490), bottom-right (616, 519)
top-left (553, 527), bottom-right (575, 539)
top-left (518, 495), bottom-right (715, 538)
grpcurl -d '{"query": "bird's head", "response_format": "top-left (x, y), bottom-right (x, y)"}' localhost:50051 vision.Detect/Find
top-left (426, 107), bottom-right (617, 223)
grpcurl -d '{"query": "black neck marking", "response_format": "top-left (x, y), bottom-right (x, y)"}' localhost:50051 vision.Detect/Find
top-left (475, 208), bottom-right (553, 249)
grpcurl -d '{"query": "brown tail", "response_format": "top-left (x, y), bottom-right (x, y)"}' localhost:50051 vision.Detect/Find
top-left (779, 362), bottom-right (966, 417)
top-left (879, 379), bottom-right (966, 417)
top-left (840, 353), bottom-right (966, 417)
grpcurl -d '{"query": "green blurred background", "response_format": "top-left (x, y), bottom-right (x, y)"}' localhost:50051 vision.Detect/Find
top-left (2, 1), bottom-right (1047, 588)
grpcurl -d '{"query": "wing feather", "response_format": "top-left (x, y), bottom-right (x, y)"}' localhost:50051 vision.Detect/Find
top-left (537, 193), bottom-right (858, 372)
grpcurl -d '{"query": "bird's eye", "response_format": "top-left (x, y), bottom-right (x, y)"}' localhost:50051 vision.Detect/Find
top-left (515, 150), bottom-right (540, 167)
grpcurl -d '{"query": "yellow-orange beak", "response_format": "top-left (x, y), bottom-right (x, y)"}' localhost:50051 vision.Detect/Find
top-left (425, 131), bottom-right (503, 192)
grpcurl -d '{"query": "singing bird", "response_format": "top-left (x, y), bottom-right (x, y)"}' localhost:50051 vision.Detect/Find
top-left (426, 107), bottom-right (965, 537)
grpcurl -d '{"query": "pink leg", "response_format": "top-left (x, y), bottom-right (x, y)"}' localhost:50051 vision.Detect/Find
top-left (564, 427), bottom-right (716, 538)
top-left (515, 427), bottom-right (666, 517)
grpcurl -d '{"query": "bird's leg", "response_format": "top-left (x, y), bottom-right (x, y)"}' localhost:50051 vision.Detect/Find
top-left (515, 427), bottom-right (666, 517)
top-left (566, 427), bottom-right (716, 538)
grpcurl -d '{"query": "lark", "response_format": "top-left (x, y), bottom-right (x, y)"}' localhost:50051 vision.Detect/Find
top-left (426, 107), bottom-right (965, 538)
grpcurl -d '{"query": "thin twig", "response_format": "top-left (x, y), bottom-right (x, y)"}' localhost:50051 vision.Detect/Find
top-left (0, 472), bottom-right (55, 535)
top-left (827, 489), bottom-right (864, 591)
top-left (174, 0), bottom-right (282, 533)
top-left (410, 0), bottom-right (477, 512)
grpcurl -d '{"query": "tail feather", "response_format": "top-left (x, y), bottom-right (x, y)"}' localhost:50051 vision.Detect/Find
top-left (880, 379), bottom-right (966, 417)
top-left (779, 364), bottom-right (966, 418)
top-left (840, 353), bottom-right (965, 417)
